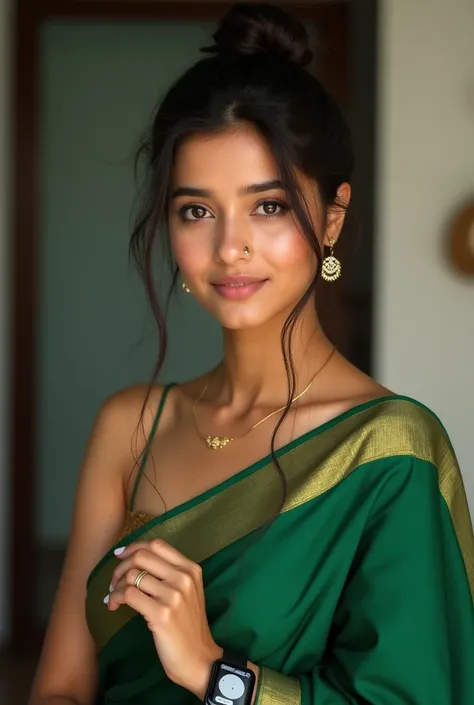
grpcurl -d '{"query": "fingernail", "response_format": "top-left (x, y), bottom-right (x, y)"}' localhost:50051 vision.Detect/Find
top-left (114, 546), bottom-right (126, 556)
top-left (103, 594), bottom-right (110, 605)
top-left (109, 583), bottom-right (114, 593)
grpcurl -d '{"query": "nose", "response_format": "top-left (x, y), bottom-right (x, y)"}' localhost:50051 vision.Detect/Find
top-left (214, 213), bottom-right (252, 265)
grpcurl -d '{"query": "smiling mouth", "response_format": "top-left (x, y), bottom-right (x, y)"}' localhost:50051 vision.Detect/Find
top-left (212, 278), bottom-right (268, 300)
top-left (221, 281), bottom-right (262, 287)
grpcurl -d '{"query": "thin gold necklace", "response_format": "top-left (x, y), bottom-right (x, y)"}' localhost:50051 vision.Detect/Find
top-left (192, 346), bottom-right (337, 450)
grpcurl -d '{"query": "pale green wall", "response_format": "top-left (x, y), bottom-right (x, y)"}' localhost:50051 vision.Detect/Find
top-left (38, 21), bottom-right (222, 544)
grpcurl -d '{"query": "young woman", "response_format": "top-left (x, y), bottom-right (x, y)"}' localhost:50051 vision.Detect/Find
top-left (29, 4), bottom-right (473, 705)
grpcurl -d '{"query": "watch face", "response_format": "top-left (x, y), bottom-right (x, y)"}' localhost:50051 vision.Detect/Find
top-left (206, 661), bottom-right (255, 705)
top-left (218, 673), bottom-right (245, 700)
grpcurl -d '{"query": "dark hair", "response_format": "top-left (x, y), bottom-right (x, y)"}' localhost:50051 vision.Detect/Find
top-left (130, 3), bottom-right (353, 512)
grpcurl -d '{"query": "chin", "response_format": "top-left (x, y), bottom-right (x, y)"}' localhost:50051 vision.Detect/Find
top-left (211, 304), bottom-right (284, 331)
top-left (197, 290), bottom-right (300, 330)
top-left (215, 314), bottom-right (266, 330)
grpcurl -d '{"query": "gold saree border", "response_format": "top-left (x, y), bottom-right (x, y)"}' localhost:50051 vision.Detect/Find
top-left (87, 398), bottom-right (474, 652)
top-left (437, 451), bottom-right (473, 595)
top-left (256, 666), bottom-right (301, 705)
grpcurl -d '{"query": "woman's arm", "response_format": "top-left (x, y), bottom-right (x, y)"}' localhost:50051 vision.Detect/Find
top-left (29, 387), bottom-right (154, 705)
top-left (254, 455), bottom-right (474, 704)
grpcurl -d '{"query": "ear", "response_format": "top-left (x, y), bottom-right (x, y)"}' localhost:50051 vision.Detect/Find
top-left (323, 183), bottom-right (351, 246)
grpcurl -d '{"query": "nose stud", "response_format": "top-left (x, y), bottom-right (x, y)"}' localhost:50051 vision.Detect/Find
top-left (243, 246), bottom-right (250, 256)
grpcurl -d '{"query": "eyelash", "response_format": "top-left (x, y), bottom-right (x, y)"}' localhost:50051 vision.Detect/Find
top-left (177, 199), bottom-right (290, 223)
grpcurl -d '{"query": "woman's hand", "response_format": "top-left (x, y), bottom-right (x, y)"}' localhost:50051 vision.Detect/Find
top-left (104, 538), bottom-right (223, 699)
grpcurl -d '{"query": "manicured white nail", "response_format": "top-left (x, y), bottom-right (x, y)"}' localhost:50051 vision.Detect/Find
top-left (103, 594), bottom-right (110, 605)
top-left (114, 546), bottom-right (125, 556)
top-left (109, 583), bottom-right (114, 593)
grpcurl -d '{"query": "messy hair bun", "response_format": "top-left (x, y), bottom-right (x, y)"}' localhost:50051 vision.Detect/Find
top-left (202, 2), bottom-right (313, 68)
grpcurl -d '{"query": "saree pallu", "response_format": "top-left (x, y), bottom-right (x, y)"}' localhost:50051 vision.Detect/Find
top-left (86, 397), bottom-right (474, 704)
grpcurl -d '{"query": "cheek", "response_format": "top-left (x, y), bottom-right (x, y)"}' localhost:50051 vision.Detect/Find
top-left (170, 225), bottom-right (209, 276)
top-left (263, 225), bottom-right (317, 277)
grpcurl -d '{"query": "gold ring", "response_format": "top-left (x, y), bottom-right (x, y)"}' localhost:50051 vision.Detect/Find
top-left (134, 570), bottom-right (148, 591)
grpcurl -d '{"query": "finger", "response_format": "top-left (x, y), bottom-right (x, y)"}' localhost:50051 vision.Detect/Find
top-left (115, 539), bottom-right (194, 572)
top-left (110, 546), bottom-right (177, 590)
top-left (107, 569), bottom-right (176, 611)
top-left (109, 584), bottom-right (163, 620)
top-left (144, 540), bottom-right (204, 600)
top-left (148, 538), bottom-right (199, 573)
top-left (113, 540), bottom-right (202, 589)
top-left (146, 539), bottom-right (203, 592)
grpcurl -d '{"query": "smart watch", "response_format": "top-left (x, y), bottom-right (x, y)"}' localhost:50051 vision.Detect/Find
top-left (204, 649), bottom-right (256, 705)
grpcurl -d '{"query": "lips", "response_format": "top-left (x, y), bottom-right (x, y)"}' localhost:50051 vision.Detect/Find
top-left (211, 275), bottom-right (268, 301)
top-left (212, 275), bottom-right (266, 287)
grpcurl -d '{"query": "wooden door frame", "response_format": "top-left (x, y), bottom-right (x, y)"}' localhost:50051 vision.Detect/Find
top-left (10, 0), bottom-right (374, 652)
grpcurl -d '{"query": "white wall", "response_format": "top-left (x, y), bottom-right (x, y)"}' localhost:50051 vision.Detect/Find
top-left (375, 0), bottom-right (474, 509)
top-left (0, 0), bottom-right (12, 644)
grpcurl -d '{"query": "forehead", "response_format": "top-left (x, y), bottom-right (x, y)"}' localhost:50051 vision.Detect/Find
top-left (171, 126), bottom-right (279, 187)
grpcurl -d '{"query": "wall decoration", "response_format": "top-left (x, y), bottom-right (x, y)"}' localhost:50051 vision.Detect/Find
top-left (448, 201), bottom-right (474, 276)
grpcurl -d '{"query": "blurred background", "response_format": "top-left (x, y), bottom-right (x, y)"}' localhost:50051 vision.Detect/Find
top-left (0, 0), bottom-right (473, 701)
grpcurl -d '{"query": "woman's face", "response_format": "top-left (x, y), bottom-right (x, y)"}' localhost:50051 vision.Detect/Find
top-left (169, 126), bottom-right (345, 330)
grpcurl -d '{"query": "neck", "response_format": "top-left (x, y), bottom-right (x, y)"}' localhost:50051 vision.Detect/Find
top-left (213, 304), bottom-right (334, 408)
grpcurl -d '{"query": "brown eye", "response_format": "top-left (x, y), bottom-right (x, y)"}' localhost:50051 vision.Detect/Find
top-left (255, 200), bottom-right (288, 217)
top-left (178, 204), bottom-right (212, 222)
top-left (263, 203), bottom-right (278, 215)
top-left (191, 206), bottom-right (206, 219)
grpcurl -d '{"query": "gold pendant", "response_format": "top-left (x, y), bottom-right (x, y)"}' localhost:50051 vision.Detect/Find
top-left (321, 255), bottom-right (342, 282)
top-left (205, 435), bottom-right (233, 450)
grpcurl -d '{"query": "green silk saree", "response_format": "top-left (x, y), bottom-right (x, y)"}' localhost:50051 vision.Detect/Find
top-left (86, 395), bottom-right (474, 704)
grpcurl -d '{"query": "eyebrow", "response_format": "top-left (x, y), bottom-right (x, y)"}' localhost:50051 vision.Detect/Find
top-left (171, 179), bottom-right (284, 200)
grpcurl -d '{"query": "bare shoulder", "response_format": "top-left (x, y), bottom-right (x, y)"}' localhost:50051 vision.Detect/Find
top-left (323, 353), bottom-right (393, 413)
top-left (99, 383), bottom-right (166, 427)
top-left (99, 382), bottom-right (170, 441)
top-left (329, 359), bottom-right (451, 450)
top-left (349, 379), bottom-right (393, 406)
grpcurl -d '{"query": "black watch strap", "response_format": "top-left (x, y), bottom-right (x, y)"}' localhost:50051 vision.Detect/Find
top-left (223, 648), bottom-right (248, 669)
